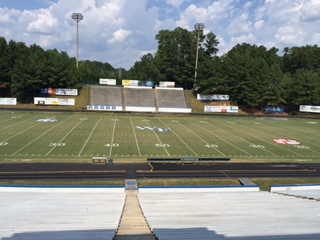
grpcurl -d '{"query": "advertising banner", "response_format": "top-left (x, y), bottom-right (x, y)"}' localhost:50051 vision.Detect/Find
top-left (197, 94), bottom-right (229, 101)
top-left (159, 81), bottom-right (175, 87)
top-left (0, 98), bottom-right (17, 105)
top-left (40, 88), bottom-right (77, 96)
top-left (122, 80), bottom-right (154, 87)
top-left (99, 79), bottom-right (116, 85)
top-left (34, 97), bottom-right (75, 106)
top-left (55, 88), bottom-right (78, 96)
top-left (265, 106), bottom-right (284, 114)
top-left (204, 106), bottom-right (238, 113)
top-left (40, 88), bottom-right (55, 96)
top-left (299, 105), bottom-right (320, 113)
top-left (122, 79), bottom-right (139, 86)
top-left (139, 80), bottom-right (154, 87)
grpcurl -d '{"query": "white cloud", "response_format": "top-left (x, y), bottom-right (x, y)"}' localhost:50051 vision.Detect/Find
top-left (27, 10), bottom-right (59, 34)
top-left (300, 0), bottom-right (320, 22)
top-left (108, 29), bottom-right (131, 44)
top-left (274, 25), bottom-right (304, 45)
top-left (254, 20), bottom-right (264, 30)
top-left (1, 0), bottom-right (320, 69)
top-left (165, 0), bottom-right (185, 9)
top-left (231, 33), bottom-right (256, 46)
top-left (0, 8), bottom-right (18, 25)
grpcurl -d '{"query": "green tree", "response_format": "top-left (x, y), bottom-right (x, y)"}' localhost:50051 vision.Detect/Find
top-left (220, 43), bottom-right (282, 111)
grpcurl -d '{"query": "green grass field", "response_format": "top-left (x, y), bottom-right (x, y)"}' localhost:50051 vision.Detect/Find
top-left (0, 110), bottom-right (319, 163)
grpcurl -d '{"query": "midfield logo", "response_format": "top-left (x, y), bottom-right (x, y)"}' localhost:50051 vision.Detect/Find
top-left (135, 126), bottom-right (171, 132)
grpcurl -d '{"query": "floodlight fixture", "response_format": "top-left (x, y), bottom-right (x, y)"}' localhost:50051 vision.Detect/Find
top-left (71, 13), bottom-right (84, 68)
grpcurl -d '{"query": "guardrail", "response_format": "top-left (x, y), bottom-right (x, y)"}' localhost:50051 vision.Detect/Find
top-left (147, 157), bottom-right (230, 171)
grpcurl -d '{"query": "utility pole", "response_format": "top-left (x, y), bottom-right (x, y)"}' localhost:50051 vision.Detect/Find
top-left (194, 23), bottom-right (205, 87)
top-left (71, 13), bottom-right (84, 68)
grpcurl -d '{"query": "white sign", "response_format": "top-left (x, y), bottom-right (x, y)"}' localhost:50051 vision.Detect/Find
top-left (299, 105), bottom-right (320, 113)
top-left (197, 94), bottom-right (229, 101)
top-left (0, 98), bottom-right (17, 105)
top-left (34, 97), bottom-right (75, 106)
top-left (204, 106), bottom-right (238, 113)
top-left (159, 81), bottom-right (175, 87)
top-left (99, 79), bottom-right (116, 85)
top-left (55, 88), bottom-right (78, 96)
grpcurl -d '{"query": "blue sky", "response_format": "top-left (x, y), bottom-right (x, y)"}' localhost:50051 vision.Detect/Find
top-left (0, 0), bottom-right (58, 10)
top-left (0, 0), bottom-right (320, 69)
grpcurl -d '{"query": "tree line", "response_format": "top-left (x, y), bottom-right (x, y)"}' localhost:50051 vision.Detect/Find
top-left (0, 28), bottom-right (320, 112)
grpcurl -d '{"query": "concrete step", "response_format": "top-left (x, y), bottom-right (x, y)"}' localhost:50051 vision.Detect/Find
top-left (114, 192), bottom-right (156, 240)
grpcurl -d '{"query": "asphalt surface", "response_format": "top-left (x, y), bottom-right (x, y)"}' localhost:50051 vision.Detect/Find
top-left (0, 162), bottom-right (320, 180)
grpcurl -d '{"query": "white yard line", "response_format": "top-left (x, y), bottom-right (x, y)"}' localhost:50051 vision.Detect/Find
top-left (130, 117), bottom-right (141, 156)
top-left (11, 115), bottom-right (74, 156)
top-left (0, 115), bottom-right (39, 133)
top-left (187, 119), bottom-right (252, 157)
top-left (109, 117), bottom-right (118, 156)
top-left (145, 118), bottom-right (170, 156)
top-left (3, 123), bottom-right (42, 143)
top-left (77, 117), bottom-right (102, 156)
top-left (177, 120), bottom-right (225, 156)
top-left (45, 119), bottom-right (83, 156)
top-left (255, 122), bottom-right (320, 154)
top-left (158, 118), bottom-right (198, 156)
top-left (213, 121), bottom-right (301, 157)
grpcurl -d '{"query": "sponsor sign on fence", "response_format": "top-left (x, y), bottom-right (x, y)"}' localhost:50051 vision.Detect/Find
top-left (159, 81), bottom-right (175, 87)
top-left (0, 98), bottom-right (17, 105)
top-left (122, 80), bottom-right (154, 87)
top-left (40, 88), bottom-right (78, 96)
top-left (265, 106), bottom-right (284, 114)
top-left (197, 94), bottom-right (229, 101)
top-left (40, 88), bottom-right (55, 96)
top-left (299, 105), bottom-right (320, 113)
top-left (34, 97), bottom-right (75, 106)
top-left (204, 106), bottom-right (238, 113)
top-left (55, 88), bottom-right (78, 96)
top-left (99, 78), bottom-right (116, 85)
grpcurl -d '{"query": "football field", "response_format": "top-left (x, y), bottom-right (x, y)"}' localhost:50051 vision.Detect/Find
top-left (0, 111), bottom-right (319, 163)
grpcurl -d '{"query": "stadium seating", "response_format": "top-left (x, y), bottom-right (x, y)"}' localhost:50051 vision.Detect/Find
top-left (89, 85), bottom-right (191, 113)
top-left (90, 86), bottom-right (122, 106)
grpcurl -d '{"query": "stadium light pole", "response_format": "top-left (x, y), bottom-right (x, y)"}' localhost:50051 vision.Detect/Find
top-left (194, 23), bottom-right (204, 88)
top-left (71, 13), bottom-right (84, 68)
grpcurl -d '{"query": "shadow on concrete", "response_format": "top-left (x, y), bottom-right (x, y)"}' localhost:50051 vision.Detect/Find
top-left (3, 227), bottom-right (320, 240)
top-left (2, 229), bottom-right (117, 240)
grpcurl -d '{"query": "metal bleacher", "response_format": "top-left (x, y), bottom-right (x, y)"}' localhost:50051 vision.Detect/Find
top-left (138, 188), bottom-right (320, 239)
top-left (89, 85), bottom-right (190, 112)
top-left (90, 86), bottom-right (122, 106)
top-left (124, 87), bottom-right (155, 107)
top-left (156, 88), bottom-right (188, 108)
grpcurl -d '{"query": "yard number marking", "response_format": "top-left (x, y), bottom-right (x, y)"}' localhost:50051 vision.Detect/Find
top-left (155, 144), bottom-right (170, 147)
top-left (250, 144), bottom-right (265, 149)
top-left (205, 144), bottom-right (219, 148)
top-left (49, 143), bottom-right (65, 147)
top-left (105, 143), bottom-right (119, 147)
top-left (0, 142), bottom-right (8, 146)
top-left (294, 145), bottom-right (310, 149)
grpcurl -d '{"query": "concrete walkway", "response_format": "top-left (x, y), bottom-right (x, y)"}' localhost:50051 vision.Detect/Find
top-left (114, 192), bottom-right (156, 240)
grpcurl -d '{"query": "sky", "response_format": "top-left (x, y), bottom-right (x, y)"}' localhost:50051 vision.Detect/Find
top-left (0, 0), bottom-right (320, 70)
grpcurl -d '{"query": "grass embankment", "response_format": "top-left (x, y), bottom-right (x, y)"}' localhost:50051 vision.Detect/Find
top-left (0, 85), bottom-right (90, 111)
top-left (1, 178), bottom-right (319, 191)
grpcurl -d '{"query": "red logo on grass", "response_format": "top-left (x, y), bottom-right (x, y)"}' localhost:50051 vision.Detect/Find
top-left (272, 139), bottom-right (301, 145)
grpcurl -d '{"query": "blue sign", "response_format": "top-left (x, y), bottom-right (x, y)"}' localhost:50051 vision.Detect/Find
top-left (265, 106), bottom-right (284, 114)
